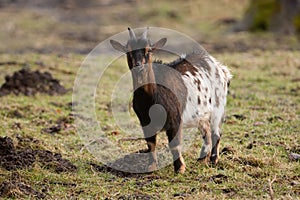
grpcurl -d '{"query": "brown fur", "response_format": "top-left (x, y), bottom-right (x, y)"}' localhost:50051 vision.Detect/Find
top-left (110, 28), bottom-right (231, 173)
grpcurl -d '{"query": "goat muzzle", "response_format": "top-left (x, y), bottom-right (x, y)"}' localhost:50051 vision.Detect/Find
top-left (137, 65), bottom-right (145, 73)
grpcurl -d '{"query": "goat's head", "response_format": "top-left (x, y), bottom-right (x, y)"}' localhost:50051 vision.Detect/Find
top-left (110, 27), bottom-right (167, 71)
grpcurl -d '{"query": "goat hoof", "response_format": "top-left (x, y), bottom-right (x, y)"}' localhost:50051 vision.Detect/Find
top-left (210, 155), bottom-right (219, 165)
top-left (176, 165), bottom-right (186, 174)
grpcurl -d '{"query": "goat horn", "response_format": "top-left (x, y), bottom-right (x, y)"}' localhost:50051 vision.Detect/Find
top-left (142, 27), bottom-right (149, 39)
top-left (128, 27), bottom-right (136, 40)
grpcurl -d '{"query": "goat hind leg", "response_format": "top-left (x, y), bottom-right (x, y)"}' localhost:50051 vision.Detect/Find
top-left (210, 112), bottom-right (224, 164)
top-left (198, 120), bottom-right (212, 164)
top-left (210, 137), bottom-right (220, 164)
top-left (210, 126), bottom-right (221, 165)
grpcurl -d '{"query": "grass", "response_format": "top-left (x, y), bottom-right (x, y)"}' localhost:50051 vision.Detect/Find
top-left (0, 49), bottom-right (299, 199)
top-left (0, 0), bottom-right (299, 199)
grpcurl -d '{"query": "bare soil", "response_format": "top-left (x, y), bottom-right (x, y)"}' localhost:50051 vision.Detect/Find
top-left (0, 136), bottom-right (76, 172)
top-left (0, 172), bottom-right (46, 199)
top-left (0, 136), bottom-right (77, 198)
top-left (0, 69), bottom-right (67, 96)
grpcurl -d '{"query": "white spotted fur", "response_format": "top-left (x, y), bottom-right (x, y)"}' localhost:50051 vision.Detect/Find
top-left (180, 54), bottom-right (232, 159)
top-left (182, 55), bottom-right (232, 129)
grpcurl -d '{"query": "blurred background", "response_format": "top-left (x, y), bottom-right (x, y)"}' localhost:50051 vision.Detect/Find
top-left (0, 0), bottom-right (299, 54)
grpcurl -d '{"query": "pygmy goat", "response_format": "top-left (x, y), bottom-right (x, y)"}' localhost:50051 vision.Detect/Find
top-left (110, 28), bottom-right (232, 173)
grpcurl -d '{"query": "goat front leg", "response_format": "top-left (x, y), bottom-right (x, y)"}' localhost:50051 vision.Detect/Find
top-left (167, 126), bottom-right (186, 173)
top-left (198, 120), bottom-right (212, 164)
top-left (143, 123), bottom-right (157, 172)
top-left (144, 132), bottom-right (157, 172)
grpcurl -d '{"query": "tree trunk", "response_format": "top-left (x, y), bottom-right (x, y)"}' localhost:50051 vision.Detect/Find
top-left (233, 0), bottom-right (300, 35)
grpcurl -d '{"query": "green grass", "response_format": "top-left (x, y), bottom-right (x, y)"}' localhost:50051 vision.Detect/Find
top-left (0, 50), bottom-right (299, 199)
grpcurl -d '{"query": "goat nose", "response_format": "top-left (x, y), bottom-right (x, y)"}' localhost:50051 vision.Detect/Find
top-left (136, 61), bottom-right (142, 66)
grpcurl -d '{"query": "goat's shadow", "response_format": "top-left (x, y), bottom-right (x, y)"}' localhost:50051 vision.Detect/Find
top-left (88, 149), bottom-right (171, 178)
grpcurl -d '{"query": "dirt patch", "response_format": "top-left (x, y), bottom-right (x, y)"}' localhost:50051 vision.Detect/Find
top-left (42, 113), bottom-right (75, 135)
top-left (231, 114), bottom-right (246, 121)
top-left (210, 174), bottom-right (228, 184)
top-left (0, 136), bottom-right (76, 173)
top-left (232, 156), bottom-right (265, 167)
top-left (0, 69), bottom-right (67, 96)
top-left (221, 146), bottom-right (235, 155)
top-left (221, 187), bottom-right (237, 195)
top-left (267, 116), bottom-right (283, 123)
top-left (117, 193), bottom-right (158, 200)
top-left (0, 172), bottom-right (46, 199)
top-left (0, 137), bottom-right (35, 170)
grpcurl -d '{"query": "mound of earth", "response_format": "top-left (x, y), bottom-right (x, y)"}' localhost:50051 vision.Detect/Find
top-left (0, 136), bottom-right (76, 173)
top-left (0, 172), bottom-right (46, 199)
top-left (0, 69), bottom-right (67, 96)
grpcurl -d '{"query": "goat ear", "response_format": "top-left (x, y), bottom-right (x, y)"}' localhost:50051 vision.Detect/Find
top-left (110, 40), bottom-right (127, 52)
top-left (151, 38), bottom-right (167, 51)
